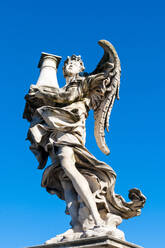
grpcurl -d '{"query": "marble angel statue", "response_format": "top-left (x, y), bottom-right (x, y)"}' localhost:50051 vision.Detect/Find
top-left (23, 40), bottom-right (146, 243)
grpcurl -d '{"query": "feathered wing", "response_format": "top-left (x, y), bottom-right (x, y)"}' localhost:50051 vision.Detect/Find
top-left (88, 40), bottom-right (121, 155)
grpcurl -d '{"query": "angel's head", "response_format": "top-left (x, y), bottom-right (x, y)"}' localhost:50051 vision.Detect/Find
top-left (63, 55), bottom-right (85, 78)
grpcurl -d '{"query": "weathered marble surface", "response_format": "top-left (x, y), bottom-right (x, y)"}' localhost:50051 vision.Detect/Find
top-left (26, 235), bottom-right (143, 248)
top-left (23, 40), bottom-right (146, 243)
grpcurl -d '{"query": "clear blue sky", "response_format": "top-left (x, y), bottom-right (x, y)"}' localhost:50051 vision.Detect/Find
top-left (0, 1), bottom-right (164, 248)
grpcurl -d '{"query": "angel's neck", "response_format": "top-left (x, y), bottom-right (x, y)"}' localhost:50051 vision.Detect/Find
top-left (65, 75), bottom-right (79, 85)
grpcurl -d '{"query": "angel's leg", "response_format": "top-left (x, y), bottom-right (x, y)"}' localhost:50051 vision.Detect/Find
top-left (49, 146), bottom-right (81, 230)
top-left (57, 146), bottom-right (103, 226)
top-left (61, 179), bottom-right (82, 231)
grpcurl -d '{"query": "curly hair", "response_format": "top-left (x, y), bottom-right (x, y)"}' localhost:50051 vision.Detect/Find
top-left (63, 55), bottom-right (85, 77)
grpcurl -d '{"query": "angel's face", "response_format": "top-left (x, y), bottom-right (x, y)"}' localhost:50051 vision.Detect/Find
top-left (63, 56), bottom-right (85, 77)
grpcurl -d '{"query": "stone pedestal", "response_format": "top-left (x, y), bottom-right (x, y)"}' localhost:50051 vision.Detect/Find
top-left (26, 235), bottom-right (143, 248)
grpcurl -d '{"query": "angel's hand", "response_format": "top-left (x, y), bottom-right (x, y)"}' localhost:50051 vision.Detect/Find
top-left (33, 90), bottom-right (45, 99)
top-left (24, 92), bottom-right (40, 102)
top-left (25, 87), bottom-right (46, 101)
top-left (29, 84), bottom-right (40, 93)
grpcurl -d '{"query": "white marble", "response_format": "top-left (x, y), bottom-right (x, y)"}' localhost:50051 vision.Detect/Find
top-left (23, 40), bottom-right (146, 244)
top-left (37, 52), bottom-right (61, 88)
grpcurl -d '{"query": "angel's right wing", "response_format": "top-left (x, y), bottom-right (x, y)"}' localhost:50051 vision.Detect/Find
top-left (88, 40), bottom-right (121, 155)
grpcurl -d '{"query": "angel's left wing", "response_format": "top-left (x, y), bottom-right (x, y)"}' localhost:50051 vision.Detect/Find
top-left (88, 40), bottom-right (121, 155)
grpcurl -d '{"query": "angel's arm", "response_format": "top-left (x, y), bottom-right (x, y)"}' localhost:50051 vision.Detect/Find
top-left (26, 86), bottom-right (78, 104)
top-left (23, 84), bottom-right (81, 122)
top-left (25, 80), bottom-right (88, 105)
top-left (50, 86), bottom-right (79, 103)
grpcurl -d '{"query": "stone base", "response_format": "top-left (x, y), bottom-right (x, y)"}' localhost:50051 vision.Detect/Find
top-left (26, 235), bottom-right (143, 248)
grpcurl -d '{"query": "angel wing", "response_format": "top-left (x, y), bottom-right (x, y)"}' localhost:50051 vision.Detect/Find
top-left (88, 40), bottom-right (121, 155)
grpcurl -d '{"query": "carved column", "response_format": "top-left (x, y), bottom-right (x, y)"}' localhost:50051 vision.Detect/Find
top-left (37, 52), bottom-right (61, 88)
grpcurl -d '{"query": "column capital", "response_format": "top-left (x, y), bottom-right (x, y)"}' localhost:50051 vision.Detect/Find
top-left (38, 52), bottom-right (62, 69)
